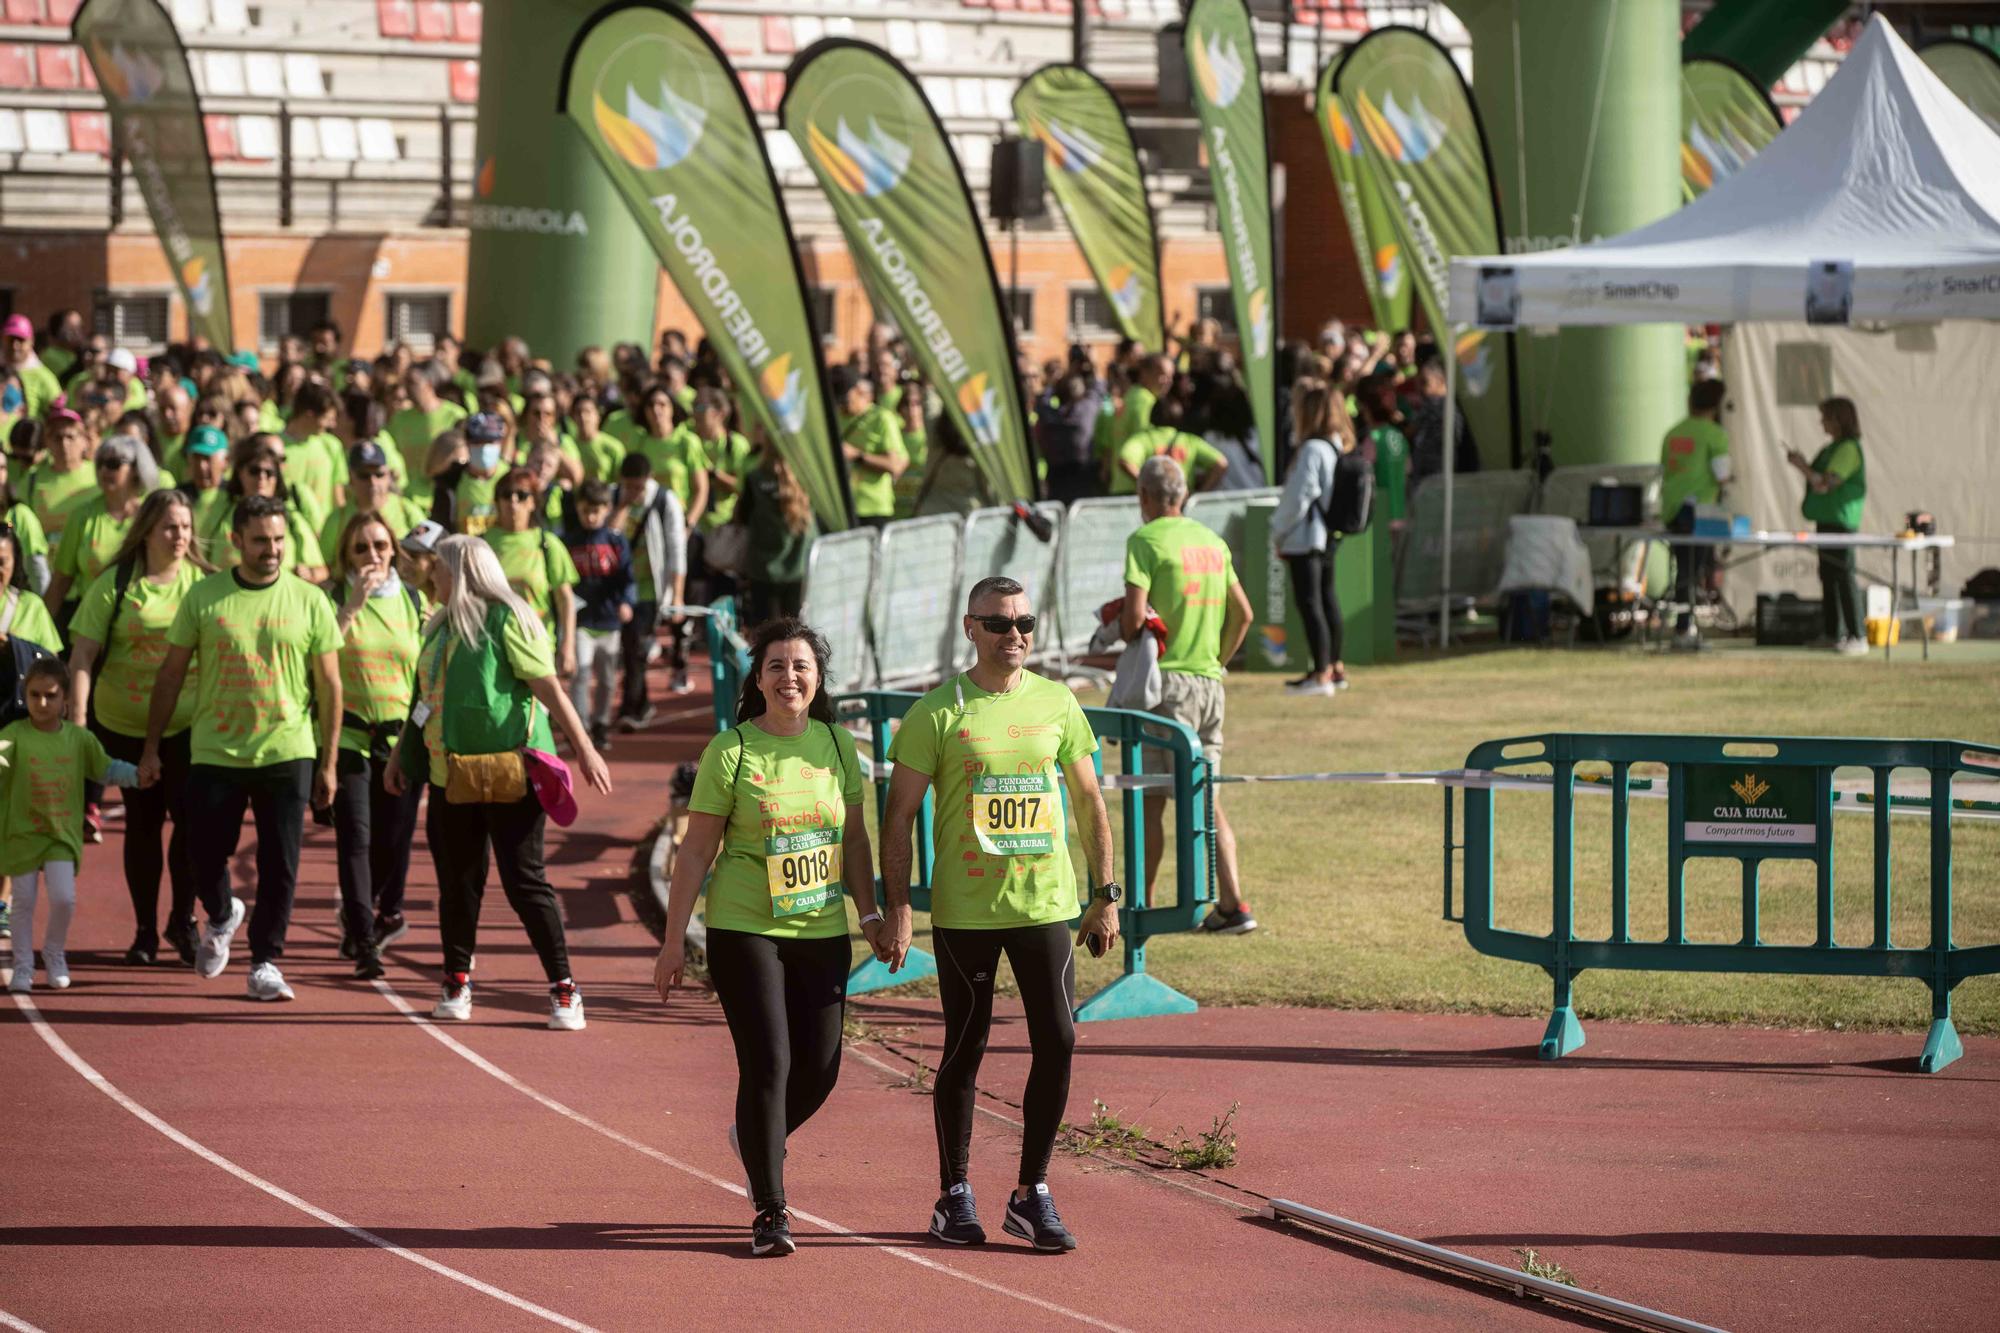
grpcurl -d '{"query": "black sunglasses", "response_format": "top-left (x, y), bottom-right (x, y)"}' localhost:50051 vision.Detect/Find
top-left (973, 615), bottom-right (1037, 636)
top-left (500, 490), bottom-right (535, 501)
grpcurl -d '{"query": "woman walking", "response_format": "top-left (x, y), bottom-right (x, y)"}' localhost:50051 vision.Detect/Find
top-left (1272, 379), bottom-right (1355, 697)
top-left (653, 617), bottom-right (884, 1257)
top-left (328, 512), bottom-right (424, 978)
top-left (387, 536), bottom-right (610, 1029)
top-left (67, 490), bottom-right (209, 964)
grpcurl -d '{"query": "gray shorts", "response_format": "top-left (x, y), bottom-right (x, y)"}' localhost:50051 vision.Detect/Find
top-left (1149, 671), bottom-right (1225, 770)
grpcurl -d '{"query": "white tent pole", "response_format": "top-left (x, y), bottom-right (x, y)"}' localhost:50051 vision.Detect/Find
top-left (1440, 327), bottom-right (1460, 650)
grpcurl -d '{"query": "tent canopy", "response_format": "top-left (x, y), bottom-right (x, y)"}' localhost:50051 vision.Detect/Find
top-left (1447, 16), bottom-right (2000, 328)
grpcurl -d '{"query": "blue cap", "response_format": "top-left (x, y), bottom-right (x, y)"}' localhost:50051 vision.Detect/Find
top-left (347, 440), bottom-right (389, 471)
top-left (465, 412), bottom-right (506, 444)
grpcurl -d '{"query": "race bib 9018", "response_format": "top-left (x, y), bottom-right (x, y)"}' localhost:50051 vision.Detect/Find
top-left (971, 771), bottom-right (1058, 857)
top-left (765, 826), bottom-right (842, 917)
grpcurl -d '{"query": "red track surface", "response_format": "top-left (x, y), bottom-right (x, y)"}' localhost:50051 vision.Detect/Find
top-left (4, 675), bottom-right (1996, 1331)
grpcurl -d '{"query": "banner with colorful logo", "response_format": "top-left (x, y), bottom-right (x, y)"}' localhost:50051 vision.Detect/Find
top-left (1013, 64), bottom-right (1165, 350)
top-left (1333, 26), bottom-right (1516, 465)
top-left (561, 3), bottom-right (850, 528)
top-left (1679, 56), bottom-right (1783, 201)
top-left (1184, 0), bottom-right (1278, 478)
top-left (74, 0), bottom-right (233, 350)
top-left (1920, 38), bottom-right (2000, 135)
top-left (783, 40), bottom-right (1034, 503)
top-left (1313, 66), bottom-right (1412, 335)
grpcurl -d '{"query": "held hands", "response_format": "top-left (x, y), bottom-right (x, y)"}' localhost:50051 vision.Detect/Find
top-left (652, 936), bottom-right (685, 1001)
top-left (880, 903), bottom-right (913, 973)
top-left (860, 915), bottom-right (888, 963)
top-left (135, 747), bottom-right (162, 789)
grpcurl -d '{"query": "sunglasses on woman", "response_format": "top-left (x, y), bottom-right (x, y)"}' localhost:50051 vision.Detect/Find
top-left (501, 490), bottom-right (535, 502)
top-left (973, 615), bottom-right (1036, 636)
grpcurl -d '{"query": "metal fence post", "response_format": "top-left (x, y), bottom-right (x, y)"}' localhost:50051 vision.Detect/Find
top-left (1920, 759), bottom-right (1962, 1072)
top-left (108, 118), bottom-right (125, 228)
top-left (439, 106), bottom-right (454, 228)
top-left (278, 101), bottom-right (293, 228)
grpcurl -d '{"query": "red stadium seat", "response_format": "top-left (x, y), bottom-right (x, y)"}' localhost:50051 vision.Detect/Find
top-left (34, 43), bottom-right (78, 90)
top-left (376, 0), bottom-right (413, 38)
top-left (413, 0), bottom-right (449, 41)
top-left (451, 1), bottom-right (480, 43)
top-left (448, 58), bottom-right (478, 103)
top-left (5, 1), bottom-right (44, 26)
top-left (204, 113), bottom-right (239, 162)
top-left (0, 44), bottom-right (31, 90)
top-left (762, 16), bottom-right (794, 55)
top-left (67, 109), bottom-right (108, 155)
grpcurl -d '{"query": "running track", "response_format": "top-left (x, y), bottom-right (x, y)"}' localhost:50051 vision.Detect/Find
top-left (4, 675), bottom-right (1996, 1330)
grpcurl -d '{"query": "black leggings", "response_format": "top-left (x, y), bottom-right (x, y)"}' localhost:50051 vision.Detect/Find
top-left (705, 928), bottom-right (851, 1213)
top-left (1817, 524), bottom-right (1862, 641)
top-left (333, 748), bottom-right (422, 941)
top-left (99, 727), bottom-right (193, 944)
top-left (1285, 544), bottom-right (1343, 672)
top-left (426, 789), bottom-right (571, 983)
top-left (933, 921), bottom-right (1076, 1191)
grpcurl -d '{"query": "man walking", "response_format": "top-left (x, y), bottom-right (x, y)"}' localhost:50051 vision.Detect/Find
top-left (141, 496), bottom-right (343, 1001)
top-left (1121, 456), bottom-right (1256, 934)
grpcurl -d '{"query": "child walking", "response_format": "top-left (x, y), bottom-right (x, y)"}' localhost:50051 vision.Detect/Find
top-left (5, 658), bottom-right (138, 991)
top-left (565, 480), bottom-right (637, 751)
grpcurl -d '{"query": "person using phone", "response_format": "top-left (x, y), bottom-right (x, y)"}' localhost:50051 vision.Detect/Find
top-left (1785, 396), bottom-right (1869, 654)
top-left (880, 576), bottom-right (1117, 1254)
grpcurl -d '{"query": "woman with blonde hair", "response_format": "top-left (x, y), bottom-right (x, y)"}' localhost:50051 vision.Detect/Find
top-left (387, 535), bottom-right (611, 1029)
top-left (1272, 378), bottom-right (1359, 697)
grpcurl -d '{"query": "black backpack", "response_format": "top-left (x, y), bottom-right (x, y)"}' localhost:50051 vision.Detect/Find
top-left (1320, 440), bottom-right (1375, 536)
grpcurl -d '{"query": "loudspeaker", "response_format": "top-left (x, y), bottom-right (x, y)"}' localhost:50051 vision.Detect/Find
top-left (989, 137), bottom-right (1046, 222)
top-left (1157, 25), bottom-right (1189, 107)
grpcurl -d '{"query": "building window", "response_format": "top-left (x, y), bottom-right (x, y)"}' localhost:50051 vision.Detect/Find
top-left (259, 290), bottom-right (332, 352)
top-left (1005, 287), bottom-right (1033, 336)
top-left (1195, 287), bottom-right (1237, 334)
top-left (1067, 287), bottom-right (1118, 342)
top-left (386, 292), bottom-right (452, 352)
top-left (93, 291), bottom-right (171, 350)
top-left (808, 288), bottom-right (837, 347)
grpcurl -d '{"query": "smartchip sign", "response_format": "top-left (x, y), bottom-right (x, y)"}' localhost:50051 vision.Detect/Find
top-left (1682, 765), bottom-right (1818, 847)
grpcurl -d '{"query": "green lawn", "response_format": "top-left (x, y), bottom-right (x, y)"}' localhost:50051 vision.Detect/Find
top-left (872, 641), bottom-right (2000, 1036)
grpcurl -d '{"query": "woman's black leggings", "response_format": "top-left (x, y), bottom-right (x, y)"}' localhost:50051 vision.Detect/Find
top-left (1817, 523), bottom-right (1862, 641)
top-left (933, 921), bottom-right (1076, 1191)
top-left (705, 928), bottom-right (851, 1213)
top-left (1285, 544), bottom-right (1344, 672)
top-left (98, 726), bottom-right (193, 944)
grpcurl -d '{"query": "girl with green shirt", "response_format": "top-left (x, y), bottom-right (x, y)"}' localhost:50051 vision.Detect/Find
top-left (326, 512), bottom-right (425, 980)
top-left (1786, 395), bottom-right (1870, 652)
top-left (67, 489), bottom-right (209, 966)
top-left (653, 617), bottom-right (882, 1259)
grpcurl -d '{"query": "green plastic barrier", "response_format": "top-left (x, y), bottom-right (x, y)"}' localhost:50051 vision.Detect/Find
top-left (1452, 733), bottom-right (2000, 1072)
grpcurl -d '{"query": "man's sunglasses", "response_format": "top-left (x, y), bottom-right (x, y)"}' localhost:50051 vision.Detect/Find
top-left (973, 615), bottom-right (1037, 636)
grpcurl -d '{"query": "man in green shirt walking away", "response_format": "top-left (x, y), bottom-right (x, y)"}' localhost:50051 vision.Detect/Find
top-left (1658, 378), bottom-right (1733, 648)
top-left (140, 495), bottom-right (344, 1002)
top-left (833, 366), bottom-right (907, 529)
top-left (1121, 456), bottom-right (1255, 935)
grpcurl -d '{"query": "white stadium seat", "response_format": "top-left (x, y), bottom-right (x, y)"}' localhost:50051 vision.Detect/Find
top-left (793, 15), bottom-right (823, 46)
top-left (921, 76), bottom-right (956, 118)
top-left (284, 53), bottom-right (325, 99)
top-left (245, 52), bottom-right (285, 98)
top-left (318, 115), bottom-right (358, 162)
top-left (887, 19), bottom-right (918, 59)
top-left (0, 110), bottom-right (24, 156)
top-left (204, 51), bottom-right (246, 97)
top-left (208, 0), bottom-right (247, 33)
top-left (953, 76), bottom-right (984, 120)
top-left (23, 107), bottom-right (68, 153)
top-left (763, 127), bottom-right (803, 173)
top-left (917, 21), bottom-right (949, 64)
top-left (171, 0), bottom-right (208, 32)
top-left (237, 113), bottom-right (279, 160)
top-left (358, 117), bottom-right (399, 162)
top-left (289, 115), bottom-right (319, 161)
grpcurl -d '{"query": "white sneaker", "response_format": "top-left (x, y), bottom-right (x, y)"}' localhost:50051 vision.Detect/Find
top-left (44, 949), bottom-right (69, 989)
top-left (548, 980), bottom-right (586, 1031)
top-left (432, 974), bottom-right (472, 1021)
top-left (246, 962), bottom-right (294, 1002)
top-left (1837, 637), bottom-right (1870, 656)
top-left (1284, 679), bottom-right (1336, 697)
top-left (670, 669), bottom-right (693, 695)
top-left (197, 896), bottom-right (246, 979)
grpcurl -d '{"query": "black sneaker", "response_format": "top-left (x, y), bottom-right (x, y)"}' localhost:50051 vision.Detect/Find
top-left (339, 932), bottom-right (359, 961)
top-left (372, 912), bottom-right (409, 951)
top-left (1197, 907), bottom-right (1259, 936)
top-left (929, 1181), bottom-right (986, 1245)
top-left (1002, 1184), bottom-right (1077, 1252)
top-left (353, 940), bottom-right (386, 981)
top-left (751, 1207), bottom-right (795, 1257)
top-left (163, 919), bottom-right (198, 966)
top-left (123, 934), bottom-right (158, 966)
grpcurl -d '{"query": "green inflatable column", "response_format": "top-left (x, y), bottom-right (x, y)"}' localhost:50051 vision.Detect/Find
top-left (1451, 0), bottom-right (1685, 469)
top-left (464, 0), bottom-right (658, 363)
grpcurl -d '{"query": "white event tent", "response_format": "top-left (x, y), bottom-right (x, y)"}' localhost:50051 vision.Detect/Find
top-left (1427, 15), bottom-right (2000, 640)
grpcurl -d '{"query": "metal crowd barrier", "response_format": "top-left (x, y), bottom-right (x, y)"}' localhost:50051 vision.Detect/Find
top-left (1451, 733), bottom-right (2000, 1071)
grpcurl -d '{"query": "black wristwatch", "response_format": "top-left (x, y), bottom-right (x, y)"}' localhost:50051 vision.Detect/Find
top-left (1092, 881), bottom-right (1123, 905)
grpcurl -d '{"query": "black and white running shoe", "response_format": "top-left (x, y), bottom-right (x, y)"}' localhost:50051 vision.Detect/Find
top-left (751, 1207), bottom-right (795, 1257)
top-left (930, 1181), bottom-right (986, 1245)
top-left (1003, 1183), bottom-right (1077, 1252)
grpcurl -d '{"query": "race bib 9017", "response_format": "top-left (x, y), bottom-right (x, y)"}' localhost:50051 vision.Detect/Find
top-left (971, 770), bottom-right (1058, 857)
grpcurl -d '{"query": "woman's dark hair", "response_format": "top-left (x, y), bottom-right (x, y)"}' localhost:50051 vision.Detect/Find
top-left (1819, 396), bottom-right (1861, 441)
top-left (930, 410), bottom-right (970, 459)
top-left (115, 409), bottom-right (156, 453)
top-left (225, 442), bottom-right (292, 505)
top-left (0, 524), bottom-right (25, 590)
top-left (1203, 378), bottom-right (1254, 443)
top-left (735, 617), bottom-right (837, 726)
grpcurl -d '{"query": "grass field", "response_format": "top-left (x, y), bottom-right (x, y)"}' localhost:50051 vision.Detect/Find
top-left (868, 641), bottom-right (2000, 1036)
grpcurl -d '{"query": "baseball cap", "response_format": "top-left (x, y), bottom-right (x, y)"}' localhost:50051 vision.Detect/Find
top-left (226, 350), bottom-right (260, 370)
top-left (523, 748), bottom-right (579, 828)
top-left (1, 314), bottom-right (30, 340)
top-left (347, 440), bottom-right (389, 472)
top-left (465, 412), bottom-right (506, 443)
top-left (107, 348), bottom-right (138, 374)
top-left (186, 424), bottom-right (230, 457)
top-left (400, 518), bottom-right (446, 554)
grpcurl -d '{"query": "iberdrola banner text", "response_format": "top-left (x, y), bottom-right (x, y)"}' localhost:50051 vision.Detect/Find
top-left (1184, 0), bottom-right (1278, 479)
top-left (783, 40), bottom-right (1034, 502)
top-left (1013, 64), bottom-right (1165, 350)
top-left (1314, 64), bottom-right (1413, 335)
top-left (561, 1), bottom-right (851, 528)
top-left (74, 0), bottom-right (234, 350)
top-left (1335, 26), bottom-right (1518, 465)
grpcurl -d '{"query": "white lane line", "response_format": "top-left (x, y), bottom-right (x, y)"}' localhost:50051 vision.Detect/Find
top-left (373, 981), bottom-right (1130, 1333)
top-left (0, 1308), bottom-right (52, 1333)
top-left (11, 994), bottom-right (601, 1333)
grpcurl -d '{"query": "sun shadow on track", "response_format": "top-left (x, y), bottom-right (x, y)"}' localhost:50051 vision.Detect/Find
top-left (0, 1223), bottom-right (971, 1259)
top-left (1423, 1231), bottom-right (2000, 1262)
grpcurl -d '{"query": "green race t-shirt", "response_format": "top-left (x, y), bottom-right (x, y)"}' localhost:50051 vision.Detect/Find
top-left (689, 719), bottom-right (864, 939)
top-left (4, 502), bottom-right (48, 566)
top-left (335, 585), bottom-right (421, 753)
top-left (575, 431), bottom-right (625, 484)
top-left (51, 494), bottom-right (137, 599)
top-left (454, 471), bottom-right (500, 536)
top-left (1124, 515), bottom-right (1235, 680)
top-left (166, 570), bottom-right (342, 768)
top-left (700, 431), bottom-right (755, 529)
top-left (23, 462), bottom-right (98, 542)
top-left (0, 589), bottom-right (61, 653)
top-left (416, 611), bottom-right (554, 787)
top-left (484, 528), bottom-right (580, 632)
top-left (1802, 436), bottom-right (1866, 530)
top-left (1113, 426), bottom-right (1223, 496)
top-left (387, 402), bottom-right (467, 504)
top-left (602, 408), bottom-right (644, 449)
top-left (71, 560), bottom-right (202, 738)
top-left (886, 672), bottom-right (1098, 929)
top-left (1111, 385), bottom-right (1157, 456)
top-left (1660, 415), bottom-right (1730, 518)
top-left (639, 427), bottom-right (710, 515)
top-left (282, 432), bottom-right (346, 516)
top-left (0, 720), bottom-right (113, 876)
top-left (842, 407), bottom-right (906, 520)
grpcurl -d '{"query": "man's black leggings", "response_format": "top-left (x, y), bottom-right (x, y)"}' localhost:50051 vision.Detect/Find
top-left (705, 929), bottom-right (850, 1213)
top-left (933, 921), bottom-right (1076, 1191)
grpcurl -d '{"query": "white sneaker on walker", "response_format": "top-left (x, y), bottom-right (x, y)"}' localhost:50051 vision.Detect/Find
top-left (43, 949), bottom-right (69, 989)
top-left (246, 962), bottom-right (294, 1002)
top-left (197, 896), bottom-right (246, 978)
